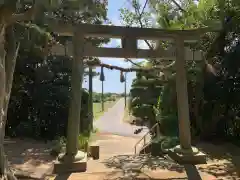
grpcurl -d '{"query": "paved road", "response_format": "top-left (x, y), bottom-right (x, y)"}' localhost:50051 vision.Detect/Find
top-left (94, 98), bottom-right (148, 137)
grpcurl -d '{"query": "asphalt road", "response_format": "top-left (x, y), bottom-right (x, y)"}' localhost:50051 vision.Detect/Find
top-left (94, 98), bottom-right (148, 137)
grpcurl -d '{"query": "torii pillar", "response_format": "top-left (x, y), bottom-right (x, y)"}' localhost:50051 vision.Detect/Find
top-left (53, 31), bottom-right (87, 173)
top-left (88, 67), bottom-right (93, 130)
top-left (169, 37), bottom-right (206, 164)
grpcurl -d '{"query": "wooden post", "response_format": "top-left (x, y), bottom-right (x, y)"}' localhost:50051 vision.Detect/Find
top-left (101, 80), bottom-right (104, 111)
top-left (89, 145), bottom-right (99, 160)
top-left (124, 72), bottom-right (127, 108)
top-left (88, 67), bottom-right (93, 130)
top-left (175, 37), bottom-right (192, 150)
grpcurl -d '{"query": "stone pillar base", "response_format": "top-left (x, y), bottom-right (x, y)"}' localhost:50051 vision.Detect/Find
top-left (53, 151), bottom-right (87, 174)
top-left (168, 145), bottom-right (207, 165)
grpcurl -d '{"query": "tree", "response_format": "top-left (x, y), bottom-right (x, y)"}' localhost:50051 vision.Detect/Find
top-left (0, 0), bottom-right (109, 179)
top-left (0, 1), bottom-right (38, 179)
top-left (6, 0), bottom-right (108, 139)
top-left (149, 0), bottom-right (240, 139)
top-left (122, 0), bottom-right (240, 141)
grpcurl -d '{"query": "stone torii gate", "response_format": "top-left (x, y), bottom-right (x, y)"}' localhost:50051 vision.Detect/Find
top-left (50, 22), bottom-right (219, 173)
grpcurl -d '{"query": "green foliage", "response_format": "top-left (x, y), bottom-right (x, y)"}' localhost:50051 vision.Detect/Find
top-left (129, 70), bottom-right (163, 126)
top-left (160, 81), bottom-right (177, 115)
top-left (159, 115), bottom-right (179, 136)
top-left (153, 94), bottom-right (178, 136)
top-left (93, 92), bottom-right (119, 103)
top-left (78, 134), bottom-right (90, 151)
top-left (131, 97), bottom-right (157, 108)
top-left (130, 85), bottom-right (162, 99)
top-left (6, 54), bottom-right (91, 139)
top-left (149, 0), bottom-right (240, 141)
top-left (132, 104), bottom-right (154, 118)
top-left (151, 94), bottom-right (179, 154)
top-left (5, 0), bottom-right (109, 140)
top-left (132, 78), bottom-right (164, 87)
top-left (119, 0), bottom-right (152, 27)
top-left (130, 86), bottom-right (148, 96)
top-left (93, 92), bottom-right (102, 103)
top-left (123, 0), bottom-right (210, 140)
top-left (50, 136), bottom-right (66, 156)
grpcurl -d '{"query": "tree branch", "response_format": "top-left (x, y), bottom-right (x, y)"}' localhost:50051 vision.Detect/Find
top-left (13, 8), bottom-right (35, 22)
top-left (86, 61), bottom-right (175, 72)
top-left (140, 0), bottom-right (149, 17)
top-left (132, 0), bottom-right (187, 51)
top-left (10, 5), bottom-right (37, 24)
top-left (124, 58), bottom-right (142, 67)
top-left (170, 0), bottom-right (187, 13)
top-left (128, 0), bottom-right (154, 50)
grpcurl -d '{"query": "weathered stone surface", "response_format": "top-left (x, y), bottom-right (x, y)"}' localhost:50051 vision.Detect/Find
top-left (53, 152), bottom-right (87, 174)
top-left (168, 148), bottom-right (207, 165)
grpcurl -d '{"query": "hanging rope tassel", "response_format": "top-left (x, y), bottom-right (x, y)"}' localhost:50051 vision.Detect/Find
top-left (120, 71), bottom-right (125, 83)
top-left (100, 66), bottom-right (105, 81)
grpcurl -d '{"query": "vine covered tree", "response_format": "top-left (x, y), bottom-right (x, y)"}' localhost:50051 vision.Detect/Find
top-left (121, 0), bottom-right (240, 144)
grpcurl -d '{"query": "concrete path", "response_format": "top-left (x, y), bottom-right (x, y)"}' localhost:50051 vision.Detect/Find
top-left (87, 134), bottom-right (143, 173)
top-left (48, 99), bottom-right (227, 179)
top-left (94, 98), bottom-right (148, 137)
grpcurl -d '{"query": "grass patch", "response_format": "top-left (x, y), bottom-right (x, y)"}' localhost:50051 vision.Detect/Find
top-left (93, 99), bottom-right (119, 120)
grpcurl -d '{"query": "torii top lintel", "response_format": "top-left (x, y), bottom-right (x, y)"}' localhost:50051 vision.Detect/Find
top-left (49, 20), bottom-right (221, 59)
top-left (49, 20), bottom-right (220, 40)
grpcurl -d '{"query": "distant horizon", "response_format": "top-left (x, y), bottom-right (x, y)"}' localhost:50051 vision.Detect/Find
top-left (91, 91), bottom-right (125, 94)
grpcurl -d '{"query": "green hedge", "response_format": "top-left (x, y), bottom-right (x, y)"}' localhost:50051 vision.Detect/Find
top-left (132, 104), bottom-right (155, 118)
top-left (132, 78), bottom-right (166, 87)
top-left (131, 97), bottom-right (158, 108)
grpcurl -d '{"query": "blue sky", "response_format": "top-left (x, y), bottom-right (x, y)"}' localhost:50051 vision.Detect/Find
top-left (83, 0), bottom-right (149, 93)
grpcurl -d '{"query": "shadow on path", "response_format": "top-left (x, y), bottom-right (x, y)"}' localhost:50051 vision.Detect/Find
top-left (184, 165), bottom-right (202, 180)
top-left (103, 154), bottom-right (184, 173)
top-left (101, 154), bottom-right (217, 180)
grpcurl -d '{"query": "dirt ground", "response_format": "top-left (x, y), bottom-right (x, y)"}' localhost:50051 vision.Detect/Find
top-left (5, 138), bottom-right (55, 179)
top-left (196, 142), bottom-right (240, 179)
top-left (4, 135), bottom-right (240, 180)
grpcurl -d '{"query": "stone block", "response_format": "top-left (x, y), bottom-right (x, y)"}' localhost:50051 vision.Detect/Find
top-left (168, 148), bottom-right (207, 165)
top-left (53, 152), bottom-right (87, 174)
top-left (89, 145), bottom-right (99, 160)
